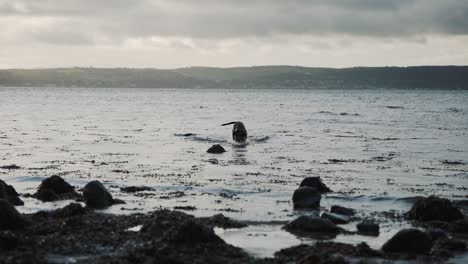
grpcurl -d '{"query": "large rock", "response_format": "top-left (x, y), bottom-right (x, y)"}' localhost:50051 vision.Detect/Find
top-left (164, 219), bottom-right (223, 245)
top-left (407, 196), bottom-right (464, 222)
top-left (382, 229), bottom-right (432, 254)
top-left (299, 177), bottom-right (332, 193)
top-left (283, 215), bottom-right (340, 236)
top-left (430, 237), bottom-right (467, 255)
top-left (207, 144), bottom-right (226, 154)
top-left (292, 187), bottom-right (321, 210)
top-left (0, 199), bottom-right (27, 230)
top-left (82, 181), bottom-right (114, 209)
top-left (38, 175), bottom-right (75, 194)
top-left (0, 180), bottom-right (24, 206)
top-left (33, 175), bottom-right (78, 202)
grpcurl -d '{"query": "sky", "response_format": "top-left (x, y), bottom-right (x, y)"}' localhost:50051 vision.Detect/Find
top-left (1, 0), bottom-right (468, 68)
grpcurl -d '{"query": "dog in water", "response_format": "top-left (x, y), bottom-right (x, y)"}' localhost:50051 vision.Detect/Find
top-left (221, 121), bottom-right (247, 143)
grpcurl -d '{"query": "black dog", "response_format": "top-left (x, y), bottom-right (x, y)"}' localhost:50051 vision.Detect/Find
top-left (221, 121), bottom-right (247, 143)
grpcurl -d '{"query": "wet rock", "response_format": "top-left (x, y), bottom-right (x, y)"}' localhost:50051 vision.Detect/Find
top-left (141, 210), bottom-right (194, 238)
top-left (426, 229), bottom-right (448, 242)
top-left (407, 196), bottom-right (464, 222)
top-left (82, 181), bottom-right (114, 209)
top-left (0, 199), bottom-right (27, 230)
top-left (292, 187), bottom-right (322, 210)
top-left (275, 242), bottom-right (382, 263)
top-left (299, 176), bottom-right (332, 193)
top-left (37, 175), bottom-right (75, 195)
top-left (0, 231), bottom-right (20, 251)
top-left (292, 187), bottom-right (321, 210)
top-left (163, 219), bottom-right (223, 245)
top-left (357, 221), bottom-right (379, 235)
top-left (283, 215), bottom-right (340, 236)
top-left (330, 205), bottom-right (356, 216)
top-left (207, 144), bottom-right (226, 154)
top-left (120, 186), bottom-right (154, 193)
top-left (0, 164), bottom-right (21, 170)
top-left (35, 189), bottom-right (59, 202)
top-left (53, 203), bottom-right (86, 217)
top-left (0, 180), bottom-right (24, 206)
top-left (431, 238), bottom-right (467, 255)
top-left (199, 214), bottom-right (247, 229)
top-left (382, 228), bottom-right (432, 254)
top-left (33, 175), bottom-right (79, 202)
top-left (321, 212), bottom-right (350, 225)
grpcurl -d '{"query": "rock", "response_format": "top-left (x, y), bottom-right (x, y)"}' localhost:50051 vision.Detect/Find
top-left (120, 186), bottom-right (154, 193)
top-left (321, 212), bottom-right (350, 225)
top-left (357, 221), bottom-right (379, 235)
top-left (207, 144), bottom-right (226, 154)
top-left (35, 189), bottom-right (59, 202)
top-left (330, 205), bottom-right (356, 216)
top-left (164, 219), bottom-right (223, 245)
top-left (299, 177), bottom-right (332, 193)
top-left (0, 231), bottom-right (20, 250)
top-left (0, 180), bottom-right (24, 206)
top-left (292, 187), bottom-right (321, 210)
top-left (33, 175), bottom-right (79, 202)
top-left (407, 196), bottom-right (463, 222)
top-left (431, 238), bottom-right (467, 255)
top-left (199, 214), bottom-right (247, 229)
top-left (382, 229), bottom-right (432, 254)
top-left (37, 175), bottom-right (75, 195)
top-left (283, 215), bottom-right (340, 236)
top-left (0, 199), bottom-right (27, 230)
top-left (426, 229), bottom-right (448, 242)
top-left (82, 181), bottom-right (114, 209)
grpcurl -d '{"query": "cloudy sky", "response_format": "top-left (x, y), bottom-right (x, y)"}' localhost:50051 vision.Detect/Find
top-left (1, 0), bottom-right (468, 68)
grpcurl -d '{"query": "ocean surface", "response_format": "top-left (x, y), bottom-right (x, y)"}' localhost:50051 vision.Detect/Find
top-left (1, 87), bottom-right (467, 258)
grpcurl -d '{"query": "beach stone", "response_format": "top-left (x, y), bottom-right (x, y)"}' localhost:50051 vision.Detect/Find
top-left (0, 180), bottom-right (24, 206)
top-left (382, 228), bottom-right (432, 254)
top-left (321, 212), bottom-right (350, 225)
top-left (292, 187), bottom-right (321, 210)
top-left (283, 215), bottom-right (340, 234)
top-left (37, 175), bottom-right (75, 195)
top-left (164, 219), bottom-right (223, 245)
top-left (35, 189), bottom-right (59, 202)
top-left (0, 199), bottom-right (26, 230)
top-left (299, 177), bottom-right (332, 193)
top-left (120, 186), bottom-right (154, 193)
top-left (357, 221), bottom-right (380, 235)
top-left (82, 181), bottom-right (114, 209)
top-left (330, 205), bottom-right (356, 216)
top-left (407, 196), bottom-right (463, 222)
top-left (207, 144), bottom-right (226, 154)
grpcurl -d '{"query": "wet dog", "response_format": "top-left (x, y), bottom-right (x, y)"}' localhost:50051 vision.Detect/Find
top-left (221, 121), bottom-right (247, 143)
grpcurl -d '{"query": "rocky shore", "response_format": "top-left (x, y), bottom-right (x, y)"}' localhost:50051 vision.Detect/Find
top-left (1, 176), bottom-right (467, 263)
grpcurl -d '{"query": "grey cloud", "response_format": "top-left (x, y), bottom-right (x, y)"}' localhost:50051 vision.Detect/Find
top-left (1, 0), bottom-right (468, 46)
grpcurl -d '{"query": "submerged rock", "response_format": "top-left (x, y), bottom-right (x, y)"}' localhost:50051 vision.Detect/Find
top-left (82, 181), bottom-right (114, 209)
top-left (407, 196), bottom-right (464, 222)
top-left (120, 186), bottom-right (154, 193)
top-left (207, 144), bottom-right (226, 154)
top-left (283, 215), bottom-right (340, 236)
top-left (0, 199), bottom-right (27, 230)
top-left (0, 180), bottom-right (24, 206)
top-left (330, 205), bottom-right (356, 216)
top-left (292, 187), bottom-right (321, 210)
top-left (299, 177), bottom-right (332, 193)
top-left (357, 221), bottom-right (379, 235)
top-left (321, 212), bottom-right (350, 225)
top-left (382, 228), bottom-right (432, 254)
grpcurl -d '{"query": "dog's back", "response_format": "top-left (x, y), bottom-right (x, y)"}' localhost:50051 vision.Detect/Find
top-left (222, 121), bottom-right (247, 143)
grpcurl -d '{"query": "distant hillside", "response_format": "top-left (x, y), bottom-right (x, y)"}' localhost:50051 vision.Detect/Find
top-left (0, 66), bottom-right (467, 89)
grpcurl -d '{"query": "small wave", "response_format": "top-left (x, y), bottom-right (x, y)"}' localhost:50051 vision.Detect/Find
top-left (251, 136), bottom-right (270, 143)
